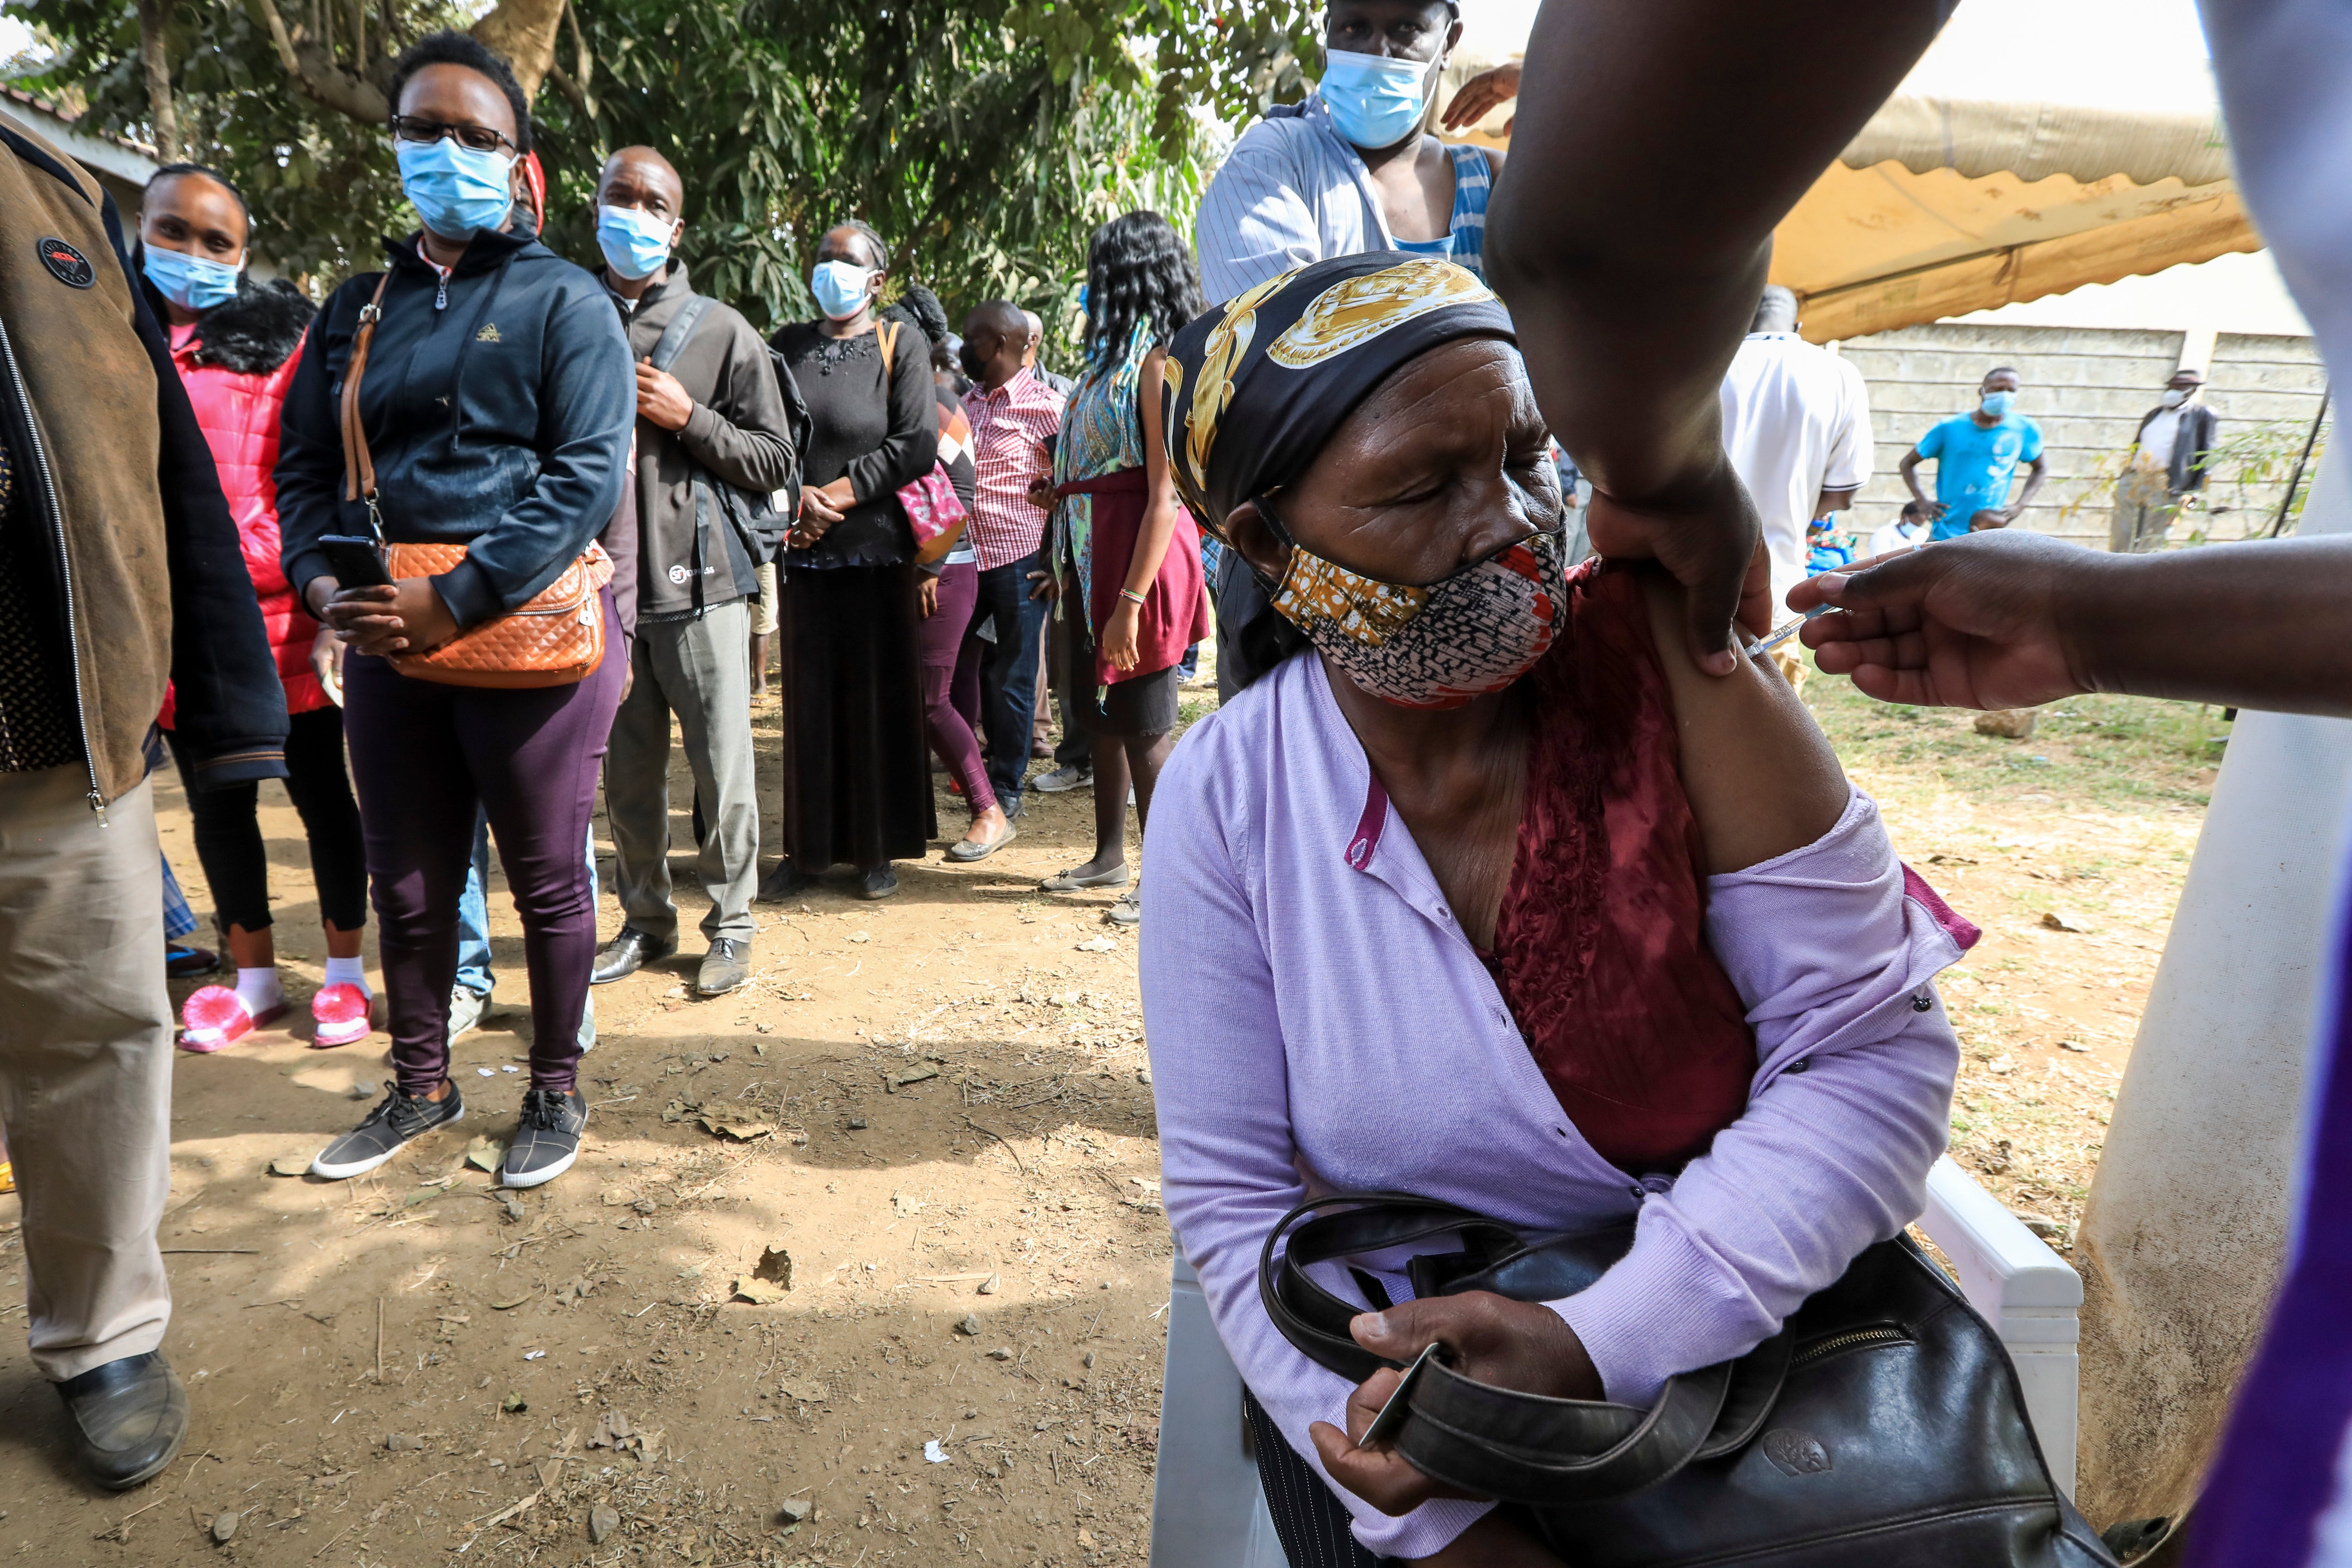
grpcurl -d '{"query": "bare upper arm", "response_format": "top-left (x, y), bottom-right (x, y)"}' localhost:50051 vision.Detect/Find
top-left (1639, 572), bottom-right (1848, 874)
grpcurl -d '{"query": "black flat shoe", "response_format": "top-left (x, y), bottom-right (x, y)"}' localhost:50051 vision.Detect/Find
top-left (55, 1352), bottom-right (188, 1490)
top-left (854, 865), bottom-right (900, 901)
top-left (591, 926), bottom-right (674, 985)
top-left (757, 863), bottom-right (812, 902)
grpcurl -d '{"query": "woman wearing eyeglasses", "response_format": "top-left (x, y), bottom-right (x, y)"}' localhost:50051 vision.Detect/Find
top-left (274, 32), bottom-right (634, 1190)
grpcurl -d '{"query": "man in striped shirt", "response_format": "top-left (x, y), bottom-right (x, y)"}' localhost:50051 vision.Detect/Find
top-left (959, 301), bottom-right (1066, 816)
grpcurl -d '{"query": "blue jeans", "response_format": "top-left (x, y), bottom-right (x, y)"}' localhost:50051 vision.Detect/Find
top-left (457, 809), bottom-right (597, 1048)
top-left (973, 550), bottom-right (1053, 808)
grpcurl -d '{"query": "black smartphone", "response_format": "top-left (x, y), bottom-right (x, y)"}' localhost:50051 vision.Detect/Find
top-left (319, 534), bottom-right (394, 589)
top-left (1360, 1342), bottom-right (1447, 1449)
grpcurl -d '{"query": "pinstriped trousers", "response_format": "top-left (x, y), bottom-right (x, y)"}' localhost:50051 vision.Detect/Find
top-left (1243, 1388), bottom-right (1397, 1568)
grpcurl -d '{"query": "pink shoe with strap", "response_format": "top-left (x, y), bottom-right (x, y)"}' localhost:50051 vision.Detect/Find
top-left (178, 986), bottom-right (286, 1053)
top-left (310, 983), bottom-right (374, 1048)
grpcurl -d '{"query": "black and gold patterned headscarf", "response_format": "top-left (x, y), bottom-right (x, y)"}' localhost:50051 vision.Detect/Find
top-left (1160, 253), bottom-right (1515, 537)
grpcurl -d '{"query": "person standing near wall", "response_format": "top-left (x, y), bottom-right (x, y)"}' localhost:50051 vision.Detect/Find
top-left (1716, 284), bottom-right (1871, 686)
top-left (0, 110), bottom-right (287, 1488)
top-left (2111, 367), bottom-right (2216, 554)
top-left (133, 162), bottom-right (377, 1054)
top-left (278, 33), bottom-right (634, 1190)
top-left (583, 147), bottom-right (794, 1000)
top-left (1899, 367), bottom-right (2049, 540)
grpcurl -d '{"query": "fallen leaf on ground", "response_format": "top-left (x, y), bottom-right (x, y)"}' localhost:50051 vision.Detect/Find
top-left (733, 1277), bottom-right (789, 1305)
top-left (2042, 910), bottom-right (2091, 933)
top-left (268, 1154), bottom-right (310, 1177)
top-left (696, 1099), bottom-right (775, 1140)
top-left (465, 1136), bottom-right (508, 1172)
top-left (753, 1243), bottom-right (792, 1290)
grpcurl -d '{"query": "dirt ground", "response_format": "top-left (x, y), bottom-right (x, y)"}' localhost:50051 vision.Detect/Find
top-left (0, 658), bottom-right (2225, 1566)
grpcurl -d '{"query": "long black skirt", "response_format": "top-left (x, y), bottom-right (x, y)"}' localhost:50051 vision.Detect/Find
top-left (776, 562), bottom-right (938, 871)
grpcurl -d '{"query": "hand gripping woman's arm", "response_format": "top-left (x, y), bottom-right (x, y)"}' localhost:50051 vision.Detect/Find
top-left (1482, 0), bottom-right (1950, 673)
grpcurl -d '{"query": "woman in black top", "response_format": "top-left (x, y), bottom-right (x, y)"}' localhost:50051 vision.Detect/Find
top-left (763, 221), bottom-right (940, 900)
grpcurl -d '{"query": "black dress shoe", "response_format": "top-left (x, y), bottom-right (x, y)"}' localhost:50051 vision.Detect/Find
top-left (590, 927), bottom-right (673, 985)
top-left (696, 938), bottom-right (752, 996)
top-left (854, 864), bottom-right (900, 901)
top-left (55, 1352), bottom-right (188, 1490)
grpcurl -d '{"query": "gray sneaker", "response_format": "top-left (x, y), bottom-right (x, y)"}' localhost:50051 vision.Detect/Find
top-left (1031, 763), bottom-right (1092, 794)
top-left (448, 985), bottom-right (492, 1042)
top-left (312, 1082), bottom-right (466, 1179)
top-left (502, 1088), bottom-right (588, 1189)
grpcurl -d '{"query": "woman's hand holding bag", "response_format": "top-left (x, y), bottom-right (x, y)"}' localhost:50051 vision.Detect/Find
top-left (1312, 1292), bottom-right (1602, 1517)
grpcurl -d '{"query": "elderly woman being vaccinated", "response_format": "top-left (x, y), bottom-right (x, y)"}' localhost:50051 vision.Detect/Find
top-left (1139, 256), bottom-right (1972, 1567)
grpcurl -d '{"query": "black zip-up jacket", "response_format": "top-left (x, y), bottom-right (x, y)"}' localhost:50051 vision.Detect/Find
top-left (0, 114), bottom-right (285, 807)
top-left (276, 223), bottom-right (633, 627)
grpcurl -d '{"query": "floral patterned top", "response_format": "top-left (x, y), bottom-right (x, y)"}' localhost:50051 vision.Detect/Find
top-left (1048, 322), bottom-right (1154, 600)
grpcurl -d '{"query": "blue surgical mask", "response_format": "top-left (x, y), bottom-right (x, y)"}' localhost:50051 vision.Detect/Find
top-left (810, 259), bottom-right (875, 320)
top-left (1979, 390), bottom-right (2017, 417)
top-left (597, 203), bottom-right (675, 281)
top-left (1319, 47), bottom-right (1439, 150)
top-left (143, 245), bottom-right (242, 313)
top-left (396, 138), bottom-right (515, 241)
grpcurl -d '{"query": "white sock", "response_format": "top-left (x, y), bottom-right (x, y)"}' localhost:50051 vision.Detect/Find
top-left (233, 966), bottom-right (284, 1017)
top-left (324, 956), bottom-right (371, 996)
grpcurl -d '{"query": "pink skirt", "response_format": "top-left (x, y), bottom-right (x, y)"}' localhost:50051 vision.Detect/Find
top-left (1056, 466), bottom-right (1212, 687)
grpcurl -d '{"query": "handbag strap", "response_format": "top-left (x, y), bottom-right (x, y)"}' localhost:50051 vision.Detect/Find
top-left (877, 318), bottom-right (899, 377)
top-left (1257, 1191), bottom-right (1787, 1507)
top-left (339, 272), bottom-right (394, 541)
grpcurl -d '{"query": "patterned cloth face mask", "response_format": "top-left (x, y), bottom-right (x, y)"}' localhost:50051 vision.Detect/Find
top-left (1256, 495), bottom-right (1570, 709)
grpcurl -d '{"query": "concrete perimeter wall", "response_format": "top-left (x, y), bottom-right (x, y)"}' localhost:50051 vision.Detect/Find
top-left (1836, 322), bottom-right (2330, 548)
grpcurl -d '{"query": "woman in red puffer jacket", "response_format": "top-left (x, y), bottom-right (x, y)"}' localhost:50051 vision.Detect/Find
top-left (141, 163), bottom-right (374, 1053)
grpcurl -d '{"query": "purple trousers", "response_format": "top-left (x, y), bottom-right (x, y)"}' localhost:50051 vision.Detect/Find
top-left (342, 591), bottom-right (624, 1095)
top-left (921, 562), bottom-right (995, 813)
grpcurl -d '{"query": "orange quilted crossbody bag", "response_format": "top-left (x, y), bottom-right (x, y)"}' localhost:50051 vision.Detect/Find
top-left (340, 272), bottom-right (609, 689)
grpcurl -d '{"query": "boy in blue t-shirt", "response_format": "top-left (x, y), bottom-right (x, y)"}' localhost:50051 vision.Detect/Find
top-left (1900, 367), bottom-right (2048, 540)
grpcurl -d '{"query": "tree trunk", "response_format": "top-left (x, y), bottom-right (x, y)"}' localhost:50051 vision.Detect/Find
top-left (136, 0), bottom-right (181, 162)
top-left (470, 0), bottom-right (569, 103)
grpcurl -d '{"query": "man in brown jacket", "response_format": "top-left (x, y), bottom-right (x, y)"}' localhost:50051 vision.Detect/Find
top-left (0, 112), bottom-right (287, 1488)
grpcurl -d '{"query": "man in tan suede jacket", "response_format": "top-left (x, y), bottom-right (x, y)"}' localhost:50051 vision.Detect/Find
top-left (0, 111), bottom-right (286, 1489)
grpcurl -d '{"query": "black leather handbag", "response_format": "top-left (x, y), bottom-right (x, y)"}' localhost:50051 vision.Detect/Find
top-left (1260, 1193), bottom-right (2118, 1567)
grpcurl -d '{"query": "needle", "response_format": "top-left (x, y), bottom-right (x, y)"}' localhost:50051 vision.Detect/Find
top-left (1746, 604), bottom-right (1830, 660)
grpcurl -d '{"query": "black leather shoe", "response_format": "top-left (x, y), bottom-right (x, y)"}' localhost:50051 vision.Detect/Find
top-left (854, 865), bottom-right (900, 901)
top-left (55, 1352), bottom-right (188, 1490)
top-left (590, 927), bottom-right (673, 985)
top-left (696, 939), bottom-right (752, 997)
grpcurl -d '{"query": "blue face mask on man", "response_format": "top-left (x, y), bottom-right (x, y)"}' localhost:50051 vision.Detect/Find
top-left (1319, 47), bottom-right (1441, 150)
top-left (596, 204), bottom-right (675, 281)
top-left (810, 259), bottom-right (875, 321)
top-left (1979, 390), bottom-right (2018, 418)
top-left (396, 138), bottom-right (515, 240)
top-left (142, 246), bottom-right (242, 313)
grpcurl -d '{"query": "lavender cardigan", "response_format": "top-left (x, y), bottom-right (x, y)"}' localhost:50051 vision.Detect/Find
top-left (1139, 654), bottom-right (1964, 1559)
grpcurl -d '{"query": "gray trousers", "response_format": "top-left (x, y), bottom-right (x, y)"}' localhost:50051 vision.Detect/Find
top-left (0, 766), bottom-right (174, 1381)
top-left (603, 600), bottom-right (759, 945)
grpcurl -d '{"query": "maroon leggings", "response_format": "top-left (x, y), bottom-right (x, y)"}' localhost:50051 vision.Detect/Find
top-left (341, 591), bottom-right (624, 1095)
top-left (920, 562), bottom-right (996, 813)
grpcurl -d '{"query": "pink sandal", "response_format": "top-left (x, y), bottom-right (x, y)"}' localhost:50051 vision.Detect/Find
top-left (310, 983), bottom-right (375, 1048)
top-left (178, 986), bottom-right (287, 1053)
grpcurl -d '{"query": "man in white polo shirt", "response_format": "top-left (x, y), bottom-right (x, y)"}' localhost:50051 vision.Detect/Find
top-left (1717, 286), bottom-right (1872, 682)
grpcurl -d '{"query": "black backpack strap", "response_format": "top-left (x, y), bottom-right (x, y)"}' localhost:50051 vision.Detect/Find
top-left (649, 292), bottom-right (714, 374)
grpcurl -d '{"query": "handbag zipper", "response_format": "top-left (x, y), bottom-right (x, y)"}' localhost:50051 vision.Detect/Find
top-left (1789, 1326), bottom-right (1910, 1370)
top-left (0, 311), bottom-right (107, 823)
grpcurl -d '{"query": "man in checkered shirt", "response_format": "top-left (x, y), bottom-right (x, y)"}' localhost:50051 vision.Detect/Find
top-left (959, 301), bottom-right (1066, 816)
